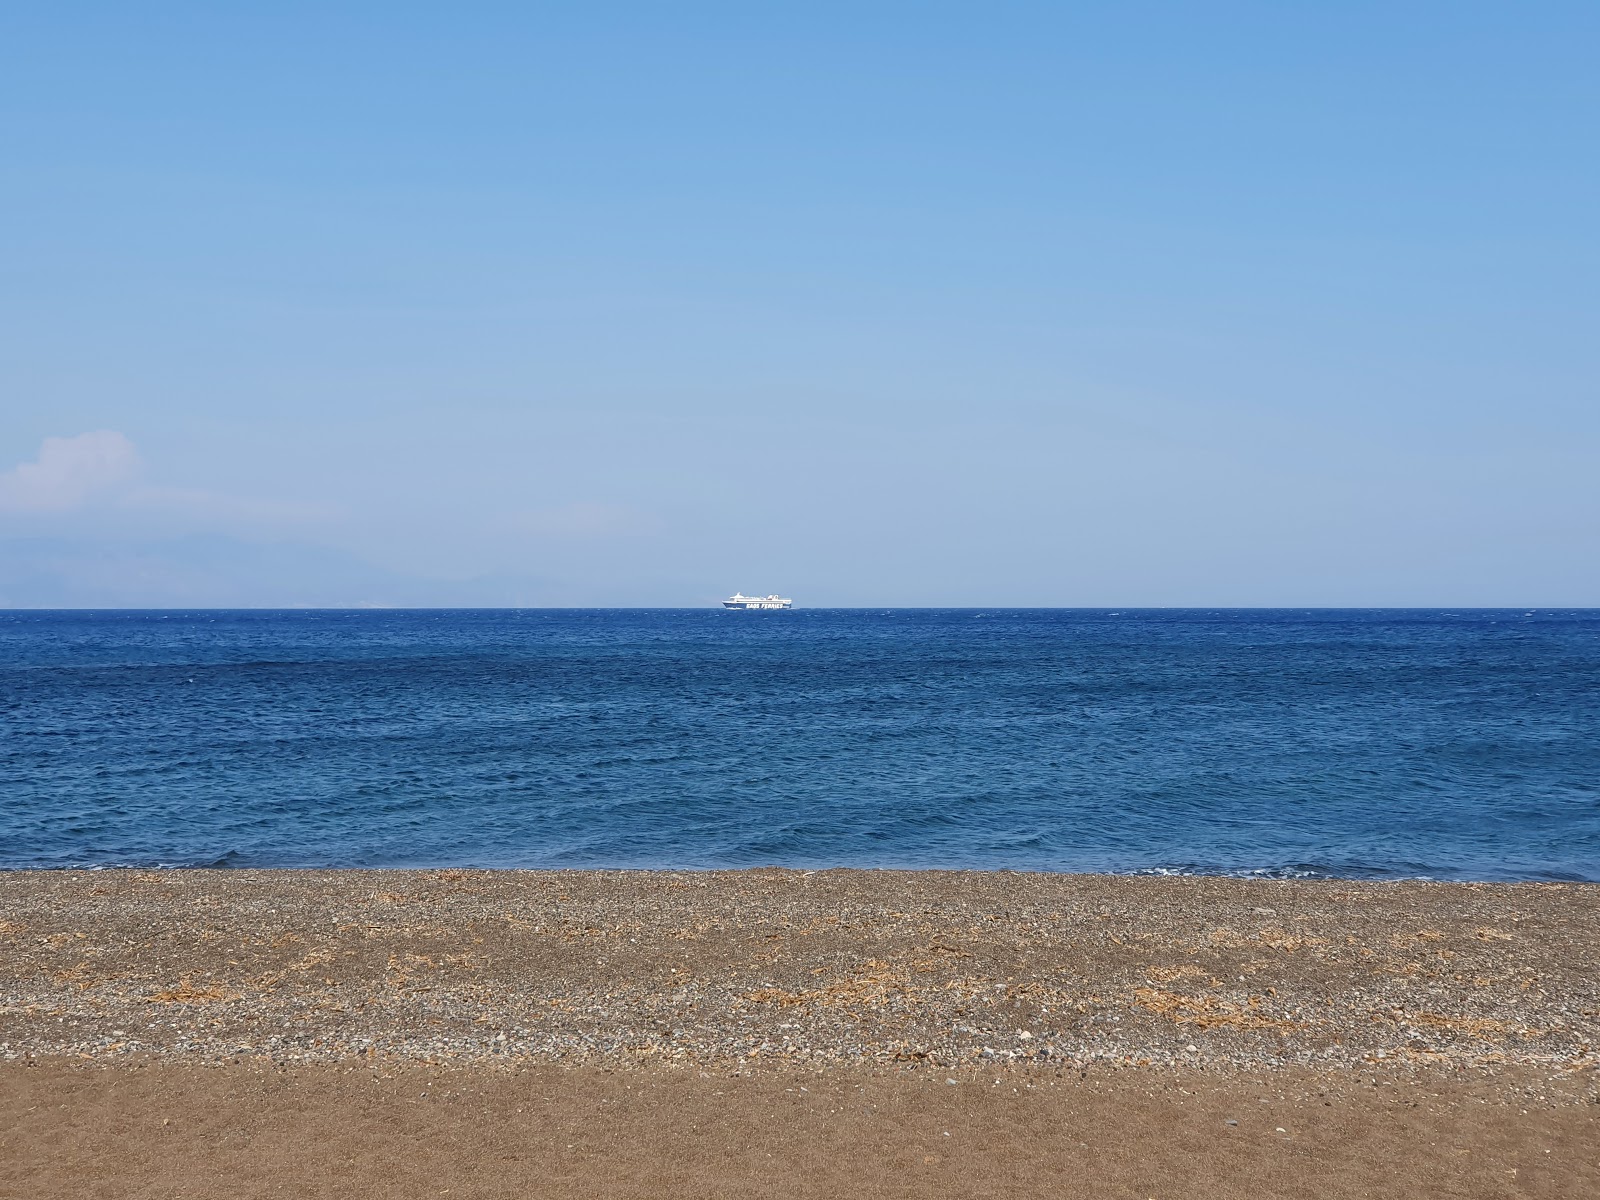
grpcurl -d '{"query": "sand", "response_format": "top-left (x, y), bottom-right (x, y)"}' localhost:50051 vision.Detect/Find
top-left (2, 869), bottom-right (1597, 1197)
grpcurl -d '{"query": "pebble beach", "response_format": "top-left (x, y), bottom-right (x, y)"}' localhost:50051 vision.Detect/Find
top-left (4, 868), bottom-right (1598, 1197)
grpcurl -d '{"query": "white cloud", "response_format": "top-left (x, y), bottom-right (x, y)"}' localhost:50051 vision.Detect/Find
top-left (0, 431), bottom-right (331, 530)
top-left (0, 430), bottom-right (142, 513)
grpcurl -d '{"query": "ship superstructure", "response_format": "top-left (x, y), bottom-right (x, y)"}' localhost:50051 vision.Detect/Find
top-left (723, 592), bottom-right (793, 610)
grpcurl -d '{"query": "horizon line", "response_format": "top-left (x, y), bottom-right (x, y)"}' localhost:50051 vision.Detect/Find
top-left (3, 605), bottom-right (1595, 614)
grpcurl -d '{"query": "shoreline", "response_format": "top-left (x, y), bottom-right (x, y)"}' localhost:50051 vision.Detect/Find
top-left (7, 862), bottom-right (1594, 886)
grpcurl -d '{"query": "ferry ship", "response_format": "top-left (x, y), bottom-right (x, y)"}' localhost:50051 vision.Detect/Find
top-left (723, 592), bottom-right (792, 610)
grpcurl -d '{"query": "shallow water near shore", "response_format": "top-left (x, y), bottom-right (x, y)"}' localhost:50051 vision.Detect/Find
top-left (2, 608), bottom-right (1598, 880)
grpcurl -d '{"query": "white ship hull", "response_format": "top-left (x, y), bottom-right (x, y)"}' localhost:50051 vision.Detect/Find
top-left (723, 592), bottom-right (792, 610)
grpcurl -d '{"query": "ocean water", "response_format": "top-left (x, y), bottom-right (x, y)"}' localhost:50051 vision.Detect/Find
top-left (2, 609), bottom-right (1597, 881)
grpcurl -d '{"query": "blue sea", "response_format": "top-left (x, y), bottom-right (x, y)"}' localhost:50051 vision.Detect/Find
top-left (2, 609), bottom-right (1597, 881)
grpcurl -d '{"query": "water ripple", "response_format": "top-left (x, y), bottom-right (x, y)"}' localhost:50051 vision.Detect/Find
top-left (1, 608), bottom-right (1597, 880)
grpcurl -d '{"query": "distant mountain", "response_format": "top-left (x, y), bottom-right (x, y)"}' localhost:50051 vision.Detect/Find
top-left (0, 535), bottom-right (567, 608)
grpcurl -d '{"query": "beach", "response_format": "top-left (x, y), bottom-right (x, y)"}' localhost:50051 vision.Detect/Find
top-left (3, 868), bottom-right (1597, 1196)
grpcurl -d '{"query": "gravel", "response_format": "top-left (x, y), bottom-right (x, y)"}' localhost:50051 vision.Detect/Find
top-left (1, 869), bottom-right (1595, 1088)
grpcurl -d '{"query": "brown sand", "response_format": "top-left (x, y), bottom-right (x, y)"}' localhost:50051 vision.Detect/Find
top-left (2, 869), bottom-right (1597, 1197)
top-left (5, 1059), bottom-right (1596, 1199)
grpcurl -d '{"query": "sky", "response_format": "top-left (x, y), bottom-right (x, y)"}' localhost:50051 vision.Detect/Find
top-left (2, 1), bottom-right (1597, 607)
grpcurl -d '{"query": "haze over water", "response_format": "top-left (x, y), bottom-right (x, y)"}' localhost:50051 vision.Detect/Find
top-left (3, 608), bottom-right (1596, 881)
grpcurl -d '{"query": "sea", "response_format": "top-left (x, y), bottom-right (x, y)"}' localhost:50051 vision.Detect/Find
top-left (2, 609), bottom-right (1597, 881)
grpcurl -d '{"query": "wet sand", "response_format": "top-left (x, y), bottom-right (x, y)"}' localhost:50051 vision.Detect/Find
top-left (2, 869), bottom-right (1597, 1196)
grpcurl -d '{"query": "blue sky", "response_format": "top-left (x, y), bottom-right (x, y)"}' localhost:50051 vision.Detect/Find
top-left (2, 2), bottom-right (1596, 605)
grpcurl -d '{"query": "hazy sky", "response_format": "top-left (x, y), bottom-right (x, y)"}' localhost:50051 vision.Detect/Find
top-left (3, 2), bottom-right (1596, 606)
